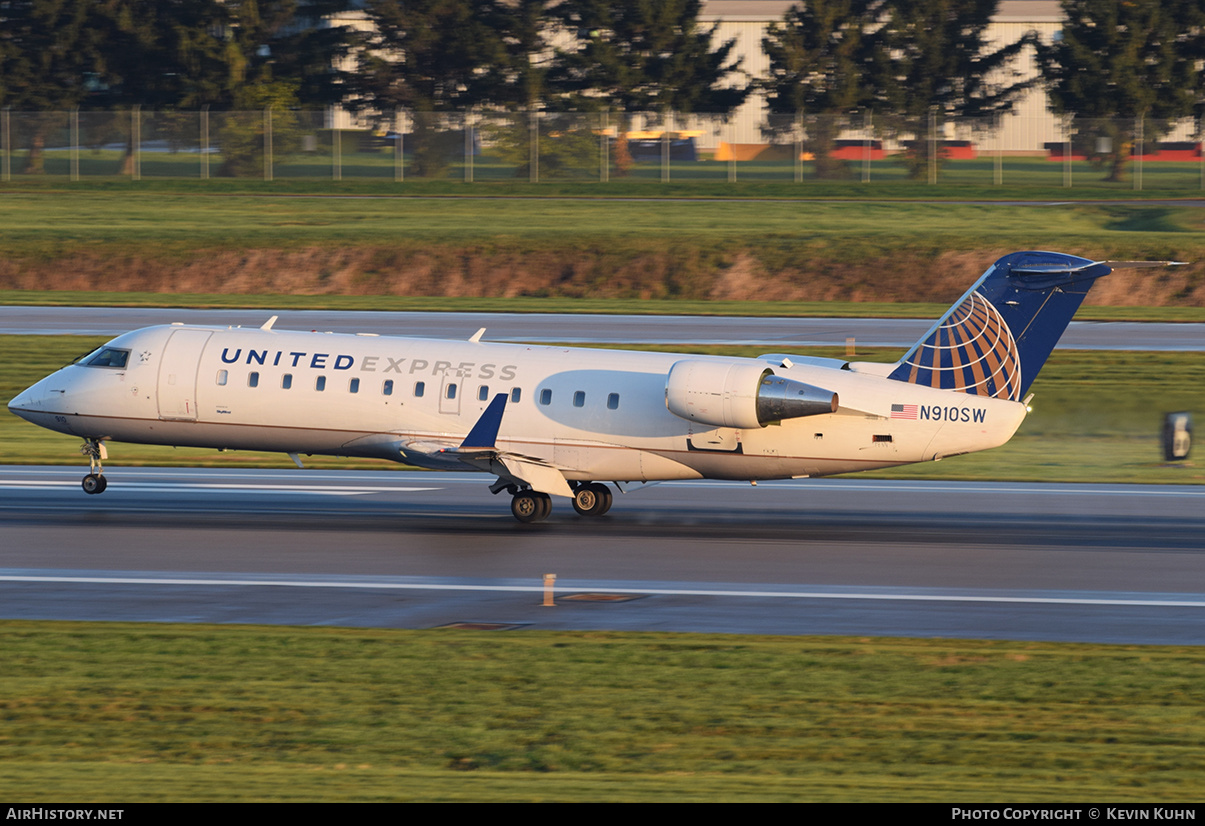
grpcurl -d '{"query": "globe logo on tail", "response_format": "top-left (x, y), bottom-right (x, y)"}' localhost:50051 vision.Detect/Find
top-left (896, 292), bottom-right (1021, 401)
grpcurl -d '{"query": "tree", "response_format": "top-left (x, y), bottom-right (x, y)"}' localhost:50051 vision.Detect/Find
top-left (0, 0), bottom-right (109, 172)
top-left (0, 1), bottom-right (353, 174)
top-left (263, 0), bottom-right (356, 108)
top-left (85, 1), bottom-right (353, 110)
top-left (352, 0), bottom-right (514, 175)
top-left (215, 79), bottom-right (303, 177)
top-left (353, 0), bottom-right (510, 113)
top-left (864, 0), bottom-right (1032, 179)
top-left (492, 0), bottom-right (554, 109)
top-left (759, 0), bottom-right (875, 178)
top-left (547, 0), bottom-right (748, 114)
top-left (96, 1), bottom-right (352, 174)
top-left (1036, 0), bottom-right (1205, 182)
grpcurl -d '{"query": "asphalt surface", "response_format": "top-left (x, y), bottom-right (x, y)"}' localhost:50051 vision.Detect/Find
top-left (4, 306), bottom-right (1205, 350)
top-left (2, 466), bottom-right (1202, 644)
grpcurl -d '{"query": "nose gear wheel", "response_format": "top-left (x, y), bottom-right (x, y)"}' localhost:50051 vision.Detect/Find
top-left (79, 439), bottom-right (108, 495)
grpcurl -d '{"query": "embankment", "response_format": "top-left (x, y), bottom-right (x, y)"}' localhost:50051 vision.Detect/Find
top-left (2, 244), bottom-right (1202, 305)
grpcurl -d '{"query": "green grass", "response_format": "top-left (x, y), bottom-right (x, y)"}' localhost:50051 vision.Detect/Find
top-left (4, 337), bottom-right (1202, 483)
top-left (1, 191), bottom-right (1203, 301)
top-left (3, 191), bottom-right (1204, 252)
top-left (1, 622), bottom-right (1202, 802)
top-left (3, 184), bottom-right (1204, 311)
top-left (6, 152), bottom-right (1205, 194)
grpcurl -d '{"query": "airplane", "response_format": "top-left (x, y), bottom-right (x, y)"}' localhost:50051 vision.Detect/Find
top-left (6, 251), bottom-right (1175, 523)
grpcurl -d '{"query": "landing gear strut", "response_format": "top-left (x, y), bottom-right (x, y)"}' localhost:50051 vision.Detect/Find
top-left (572, 483), bottom-right (613, 517)
top-left (80, 439), bottom-right (108, 495)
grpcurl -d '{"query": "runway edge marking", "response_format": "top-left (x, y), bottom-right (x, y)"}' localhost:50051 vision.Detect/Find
top-left (2, 574), bottom-right (1203, 609)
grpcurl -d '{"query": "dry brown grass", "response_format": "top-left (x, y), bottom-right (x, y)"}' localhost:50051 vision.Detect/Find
top-left (3, 245), bottom-right (1203, 305)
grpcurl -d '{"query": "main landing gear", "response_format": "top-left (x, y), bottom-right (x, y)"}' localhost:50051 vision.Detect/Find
top-left (504, 482), bottom-right (614, 523)
top-left (510, 489), bottom-right (552, 523)
top-left (80, 438), bottom-right (108, 495)
top-left (571, 482), bottom-right (613, 517)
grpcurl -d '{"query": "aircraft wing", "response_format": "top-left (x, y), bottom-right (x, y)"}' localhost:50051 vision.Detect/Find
top-left (401, 393), bottom-right (575, 498)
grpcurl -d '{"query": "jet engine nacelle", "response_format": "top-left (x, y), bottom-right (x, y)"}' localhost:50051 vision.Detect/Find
top-left (665, 360), bottom-right (838, 429)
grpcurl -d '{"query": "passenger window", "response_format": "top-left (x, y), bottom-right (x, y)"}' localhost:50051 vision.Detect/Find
top-left (216, 370), bottom-right (228, 386)
top-left (511, 388), bottom-right (521, 403)
top-left (349, 378), bottom-right (360, 394)
top-left (383, 380), bottom-right (393, 396)
top-left (248, 372), bottom-right (259, 388)
top-left (478, 385), bottom-right (489, 401)
top-left (316, 376), bottom-right (326, 391)
top-left (414, 381), bottom-right (425, 398)
top-left (608, 393), bottom-right (619, 410)
top-left (540, 388), bottom-right (552, 406)
top-left (282, 374), bottom-right (292, 389)
top-left (446, 383), bottom-right (457, 400)
top-left (573, 391), bottom-right (585, 407)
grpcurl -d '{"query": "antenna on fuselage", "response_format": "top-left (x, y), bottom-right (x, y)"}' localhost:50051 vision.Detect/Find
top-left (261, 315), bottom-right (278, 331)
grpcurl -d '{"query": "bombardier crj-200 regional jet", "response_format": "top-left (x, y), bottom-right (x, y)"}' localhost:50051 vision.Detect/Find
top-left (7, 251), bottom-right (1176, 522)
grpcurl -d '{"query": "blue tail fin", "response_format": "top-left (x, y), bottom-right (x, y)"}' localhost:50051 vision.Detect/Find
top-left (887, 251), bottom-right (1111, 400)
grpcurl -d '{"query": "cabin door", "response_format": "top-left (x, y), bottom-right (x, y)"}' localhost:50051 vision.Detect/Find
top-left (157, 329), bottom-right (212, 421)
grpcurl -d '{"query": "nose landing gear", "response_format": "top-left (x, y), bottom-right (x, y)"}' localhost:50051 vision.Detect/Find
top-left (80, 439), bottom-right (108, 495)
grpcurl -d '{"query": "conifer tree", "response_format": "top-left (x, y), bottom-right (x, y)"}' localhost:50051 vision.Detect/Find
top-left (1037, 0), bottom-right (1205, 181)
top-left (864, 0), bottom-right (1031, 179)
top-left (760, 0), bottom-right (874, 178)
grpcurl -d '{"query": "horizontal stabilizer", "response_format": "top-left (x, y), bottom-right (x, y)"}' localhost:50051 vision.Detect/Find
top-left (1100, 259), bottom-right (1189, 268)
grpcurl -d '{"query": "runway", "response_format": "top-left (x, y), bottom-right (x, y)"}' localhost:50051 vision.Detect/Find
top-left (2, 466), bottom-right (1202, 645)
top-left (4, 307), bottom-right (1205, 350)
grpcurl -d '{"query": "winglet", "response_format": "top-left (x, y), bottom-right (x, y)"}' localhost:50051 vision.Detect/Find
top-left (261, 315), bottom-right (278, 331)
top-left (469, 327), bottom-right (486, 343)
top-left (459, 393), bottom-right (508, 450)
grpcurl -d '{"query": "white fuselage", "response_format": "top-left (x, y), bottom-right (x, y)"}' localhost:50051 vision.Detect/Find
top-left (10, 323), bottom-right (1029, 483)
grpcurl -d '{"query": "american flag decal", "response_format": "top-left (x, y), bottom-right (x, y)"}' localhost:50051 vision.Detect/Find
top-left (890, 404), bottom-right (917, 420)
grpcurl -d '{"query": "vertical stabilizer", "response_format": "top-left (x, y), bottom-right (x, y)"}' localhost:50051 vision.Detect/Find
top-left (887, 251), bottom-right (1111, 400)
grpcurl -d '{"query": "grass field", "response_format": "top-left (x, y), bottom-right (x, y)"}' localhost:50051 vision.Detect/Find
top-left (3, 190), bottom-right (1203, 254)
top-left (1, 622), bottom-right (1202, 802)
top-left (2, 190), bottom-right (1203, 305)
top-left (7, 149), bottom-right (1205, 192)
top-left (3, 182), bottom-right (1204, 309)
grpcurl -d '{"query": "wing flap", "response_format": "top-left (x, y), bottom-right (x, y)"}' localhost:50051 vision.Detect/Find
top-left (496, 455), bottom-right (574, 498)
top-left (401, 391), bottom-right (574, 496)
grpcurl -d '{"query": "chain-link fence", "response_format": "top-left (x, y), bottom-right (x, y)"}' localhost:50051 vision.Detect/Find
top-left (2, 108), bottom-right (1202, 189)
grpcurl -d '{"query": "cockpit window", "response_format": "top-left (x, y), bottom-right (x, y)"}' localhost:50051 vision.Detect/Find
top-left (85, 348), bottom-right (130, 368)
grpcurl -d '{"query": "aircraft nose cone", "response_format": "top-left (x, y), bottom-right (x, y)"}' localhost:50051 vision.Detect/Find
top-left (7, 378), bottom-right (80, 436)
top-left (8, 386), bottom-right (39, 422)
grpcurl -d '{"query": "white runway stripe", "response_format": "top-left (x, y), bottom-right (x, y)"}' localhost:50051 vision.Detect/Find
top-left (2, 573), bottom-right (1202, 609)
top-left (0, 481), bottom-right (438, 494)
